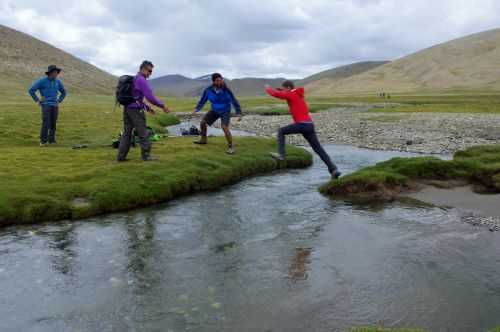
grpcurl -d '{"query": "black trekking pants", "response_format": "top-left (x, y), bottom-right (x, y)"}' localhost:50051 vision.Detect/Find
top-left (40, 105), bottom-right (59, 144)
top-left (278, 122), bottom-right (337, 173)
top-left (117, 107), bottom-right (151, 161)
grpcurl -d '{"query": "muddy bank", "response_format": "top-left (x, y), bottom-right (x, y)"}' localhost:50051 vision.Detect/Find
top-left (231, 107), bottom-right (500, 154)
top-left (405, 185), bottom-right (500, 231)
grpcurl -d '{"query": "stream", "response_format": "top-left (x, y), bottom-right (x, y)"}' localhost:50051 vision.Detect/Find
top-left (1, 145), bottom-right (500, 332)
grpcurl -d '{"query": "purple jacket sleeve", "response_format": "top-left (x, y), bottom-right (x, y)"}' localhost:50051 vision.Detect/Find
top-left (136, 76), bottom-right (165, 108)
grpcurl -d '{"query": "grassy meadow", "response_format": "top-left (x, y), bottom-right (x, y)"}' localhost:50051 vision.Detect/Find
top-left (0, 92), bottom-right (312, 226)
top-left (313, 92), bottom-right (500, 114)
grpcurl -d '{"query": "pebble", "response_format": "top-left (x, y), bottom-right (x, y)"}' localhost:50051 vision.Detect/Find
top-left (231, 107), bottom-right (500, 154)
top-left (462, 215), bottom-right (500, 231)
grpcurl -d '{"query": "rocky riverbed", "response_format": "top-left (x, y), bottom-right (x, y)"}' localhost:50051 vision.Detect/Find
top-left (227, 107), bottom-right (500, 154)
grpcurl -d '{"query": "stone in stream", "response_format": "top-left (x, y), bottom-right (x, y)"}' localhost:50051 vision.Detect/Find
top-left (212, 241), bottom-right (237, 253)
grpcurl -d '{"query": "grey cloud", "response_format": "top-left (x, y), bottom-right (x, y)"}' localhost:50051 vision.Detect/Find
top-left (1, 0), bottom-right (500, 78)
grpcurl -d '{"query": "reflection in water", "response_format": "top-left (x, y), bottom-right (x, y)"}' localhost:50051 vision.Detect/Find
top-left (125, 212), bottom-right (158, 290)
top-left (287, 247), bottom-right (312, 281)
top-left (41, 224), bottom-right (78, 276)
top-left (1, 145), bottom-right (500, 332)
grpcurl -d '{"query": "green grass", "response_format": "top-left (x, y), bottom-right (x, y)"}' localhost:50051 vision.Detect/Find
top-left (0, 93), bottom-right (312, 225)
top-left (349, 328), bottom-right (424, 332)
top-left (320, 145), bottom-right (500, 199)
top-left (329, 93), bottom-right (500, 114)
top-left (150, 112), bottom-right (180, 132)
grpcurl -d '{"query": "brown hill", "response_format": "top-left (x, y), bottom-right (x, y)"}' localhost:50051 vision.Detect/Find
top-left (0, 24), bottom-right (115, 94)
top-left (307, 28), bottom-right (500, 95)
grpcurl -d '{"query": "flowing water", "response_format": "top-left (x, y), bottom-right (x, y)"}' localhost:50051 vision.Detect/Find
top-left (1, 145), bottom-right (500, 332)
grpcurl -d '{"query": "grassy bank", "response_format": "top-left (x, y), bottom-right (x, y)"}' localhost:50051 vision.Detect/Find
top-left (349, 328), bottom-right (423, 332)
top-left (0, 93), bottom-right (312, 226)
top-left (349, 328), bottom-right (500, 332)
top-left (320, 145), bottom-right (500, 200)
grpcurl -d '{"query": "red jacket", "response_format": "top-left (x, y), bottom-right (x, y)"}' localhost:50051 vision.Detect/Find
top-left (265, 87), bottom-right (312, 123)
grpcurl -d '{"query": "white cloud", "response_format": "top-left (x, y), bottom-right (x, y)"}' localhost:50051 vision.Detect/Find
top-left (1, 0), bottom-right (500, 78)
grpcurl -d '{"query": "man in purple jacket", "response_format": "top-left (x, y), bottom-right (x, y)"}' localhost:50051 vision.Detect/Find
top-left (117, 61), bottom-right (171, 162)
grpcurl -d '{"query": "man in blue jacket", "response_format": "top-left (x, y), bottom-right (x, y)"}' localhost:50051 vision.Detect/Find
top-left (193, 73), bottom-right (242, 154)
top-left (29, 65), bottom-right (67, 146)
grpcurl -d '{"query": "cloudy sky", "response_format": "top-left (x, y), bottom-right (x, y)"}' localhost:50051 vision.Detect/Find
top-left (1, 0), bottom-right (500, 79)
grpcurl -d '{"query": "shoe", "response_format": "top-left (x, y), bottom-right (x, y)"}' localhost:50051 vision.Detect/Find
top-left (117, 158), bottom-right (129, 163)
top-left (331, 170), bottom-right (342, 179)
top-left (142, 156), bottom-right (159, 162)
top-left (193, 139), bottom-right (207, 145)
top-left (270, 152), bottom-right (285, 161)
top-left (40, 142), bottom-right (48, 147)
top-left (226, 146), bottom-right (235, 155)
top-left (49, 141), bottom-right (57, 145)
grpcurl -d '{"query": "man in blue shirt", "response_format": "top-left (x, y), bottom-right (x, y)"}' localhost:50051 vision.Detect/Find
top-left (29, 65), bottom-right (67, 146)
top-left (193, 73), bottom-right (242, 154)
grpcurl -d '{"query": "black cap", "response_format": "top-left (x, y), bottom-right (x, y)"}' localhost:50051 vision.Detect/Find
top-left (45, 65), bottom-right (62, 75)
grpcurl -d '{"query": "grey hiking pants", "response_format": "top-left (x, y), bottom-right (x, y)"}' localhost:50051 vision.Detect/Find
top-left (278, 122), bottom-right (337, 173)
top-left (40, 105), bottom-right (59, 144)
top-left (117, 107), bottom-right (151, 161)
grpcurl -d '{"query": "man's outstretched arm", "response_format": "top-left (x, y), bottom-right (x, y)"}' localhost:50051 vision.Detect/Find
top-left (265, 87), bottom-right (290, 100)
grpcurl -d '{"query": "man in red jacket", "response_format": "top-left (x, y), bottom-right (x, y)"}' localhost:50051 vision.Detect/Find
top-left (265, 80), bottom-right (341, 178)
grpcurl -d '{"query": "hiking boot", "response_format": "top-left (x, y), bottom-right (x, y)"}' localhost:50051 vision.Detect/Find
top-left (193, 138), bottom-right (207, 145)
top-left (226, 146), bottom-right (236, 155)
top-left (142, 156), bottom-right (159, 162)
top-left (331, 170), bottom-right (342, 179)
top-left (270, 152), bottom-right (285, 161)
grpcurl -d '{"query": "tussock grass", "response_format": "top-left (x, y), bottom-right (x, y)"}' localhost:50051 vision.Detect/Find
top-left (320, 145), bottom-right (500, 199)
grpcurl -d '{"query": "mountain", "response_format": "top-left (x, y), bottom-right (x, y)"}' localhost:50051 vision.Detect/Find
top-left (299, 61), bottom-right (389, 86)
top-left (0, 24), bottom-right (115, 94)
top-left (149, 74), bottom-right (208, 97)
top-left (307, 28), bottom-right (500, 95)
top-left (149, 75), bottom-right (286, 97)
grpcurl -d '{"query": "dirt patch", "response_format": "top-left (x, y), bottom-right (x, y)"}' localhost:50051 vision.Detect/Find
top-left (71, 198), bottom-right (91, 209)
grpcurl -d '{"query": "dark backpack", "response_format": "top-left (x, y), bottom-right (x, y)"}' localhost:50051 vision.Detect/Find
top-left (116, 75), bottom-right (136, 106)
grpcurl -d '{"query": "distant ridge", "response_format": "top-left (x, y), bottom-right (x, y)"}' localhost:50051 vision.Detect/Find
top-left (307, 28), bottom-right (500, 95)
top-left (149, 62), bottom-right (384, 97)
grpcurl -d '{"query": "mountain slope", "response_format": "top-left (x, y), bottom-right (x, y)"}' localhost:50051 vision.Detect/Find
top-left (0, 24), bottom-right (115, 94)
top-left (149, 74), bottom-right (209, 97)
top-left (308, 28), bottom-right (500, 95)
top-left (299, 61), bottom-right (389, 86)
